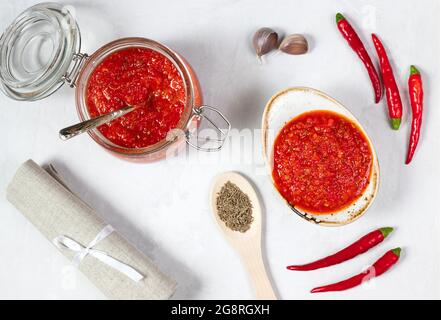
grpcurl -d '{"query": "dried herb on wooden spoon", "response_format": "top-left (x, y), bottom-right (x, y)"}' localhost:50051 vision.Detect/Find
top-left (216, 181), bottom-right (253, 233)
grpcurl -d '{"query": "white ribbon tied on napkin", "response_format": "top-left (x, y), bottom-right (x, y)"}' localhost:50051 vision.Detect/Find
top-left (53, 225), bottom-right (144, 282)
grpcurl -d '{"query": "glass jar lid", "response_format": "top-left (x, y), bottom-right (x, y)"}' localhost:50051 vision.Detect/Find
top-left (0, 2), bottom-right (81, 101)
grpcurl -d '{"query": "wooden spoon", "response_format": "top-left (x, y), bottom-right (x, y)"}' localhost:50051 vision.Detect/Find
top-left (210, 171), bottom-right (277, 300)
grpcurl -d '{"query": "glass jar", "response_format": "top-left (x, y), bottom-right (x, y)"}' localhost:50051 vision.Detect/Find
top-left (0, 3), bottom-right (230, 161)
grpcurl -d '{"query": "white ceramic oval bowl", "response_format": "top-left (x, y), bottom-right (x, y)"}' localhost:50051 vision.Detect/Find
top-left (262, 87), bottom-right (380, 226)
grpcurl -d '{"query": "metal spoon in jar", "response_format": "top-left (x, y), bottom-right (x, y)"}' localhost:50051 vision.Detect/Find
top-left (60, 95), bottom-right (154, 141)
top-left (59, 105), bottom-right (137, 140)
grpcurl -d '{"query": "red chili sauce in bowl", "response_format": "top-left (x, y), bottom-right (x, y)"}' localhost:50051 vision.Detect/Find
top-left (86, 47), bottom-right (186, 148)
top-left (272, 110), bottom-right (373, 214)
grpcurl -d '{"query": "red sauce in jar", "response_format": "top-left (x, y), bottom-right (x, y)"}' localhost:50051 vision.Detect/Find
top-left (86, 47), bottom-right (186, 148)
top-left (272, 110), bottom-right (373, 214)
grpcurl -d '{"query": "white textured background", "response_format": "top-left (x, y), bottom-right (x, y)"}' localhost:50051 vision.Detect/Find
top-left (0, 0), bottom-right (439, 299)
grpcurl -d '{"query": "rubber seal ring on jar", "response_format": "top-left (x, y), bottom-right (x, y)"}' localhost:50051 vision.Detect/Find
top-left (184, 105), bottom-right (231, 152)
top-left (0, 3), bottom-right (87, 101)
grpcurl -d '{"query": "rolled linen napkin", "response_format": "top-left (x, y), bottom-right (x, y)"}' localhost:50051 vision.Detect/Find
top-left (6, 159), bottom-right (176, 299)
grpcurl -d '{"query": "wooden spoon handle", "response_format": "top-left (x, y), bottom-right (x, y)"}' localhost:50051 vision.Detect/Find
top-left (239, 244), bottom-right (277, 300)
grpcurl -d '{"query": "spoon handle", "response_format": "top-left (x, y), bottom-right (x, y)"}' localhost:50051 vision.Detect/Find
top-left (59, 105), bottom-right (137, 140)
top-left (239, 242), bottom-right (277, 300)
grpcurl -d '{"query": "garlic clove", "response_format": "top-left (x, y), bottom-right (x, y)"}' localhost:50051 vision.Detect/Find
top-left (253, 27), bottom-right (279, 58)
top-left (279, 34), bottom-right (308, 55)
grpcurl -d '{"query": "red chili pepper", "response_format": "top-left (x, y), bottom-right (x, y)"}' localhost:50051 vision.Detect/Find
top-left (406, 65), bottom-right (424, 164)
top-left (371, 34), bottom-right (403, 130)
top-left (336, 13), bottom-right (382, 103)
top-left (311, 248), bottom-right (401, 293)
top-left (287, 227), bottom-right (393, 271)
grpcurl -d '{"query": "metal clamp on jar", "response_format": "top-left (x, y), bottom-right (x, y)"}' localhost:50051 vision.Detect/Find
top-left (0, 3), bottom-right (230, 162)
